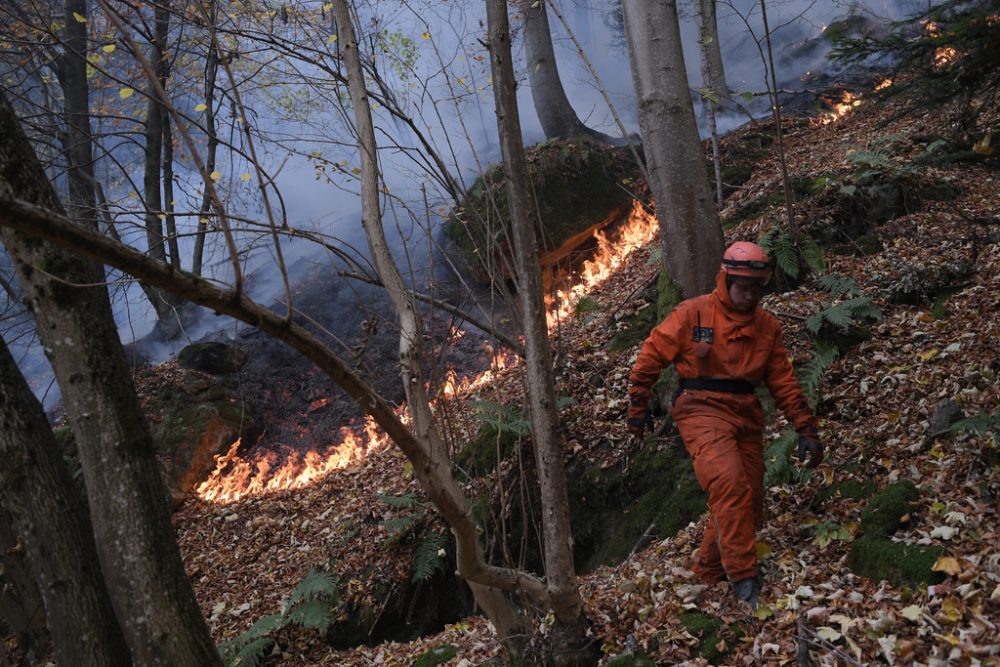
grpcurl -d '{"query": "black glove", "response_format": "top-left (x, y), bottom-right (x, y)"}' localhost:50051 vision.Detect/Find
top-left (797, 434), bottom-right (824, 468)
top-left (626, 403), bottom-right (653, 438)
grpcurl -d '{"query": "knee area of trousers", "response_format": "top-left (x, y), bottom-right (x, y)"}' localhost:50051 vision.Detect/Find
top-left (711, 468), bottom-right (752, 498)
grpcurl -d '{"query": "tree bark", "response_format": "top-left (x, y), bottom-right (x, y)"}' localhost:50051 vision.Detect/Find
top-left (332, 0), bottom-right (536, 646)
top-left (58, 0), bottom-right (97, 229)
top-left (0, 508), bottom-right (51, 665)
top-left (0, 339), bottom-right (132, 667)
top-left (519, 0), bottom-right (595, 141)
top-left (698, 0), bottom-right (731, 110)
top-left (621, 0), bottom-right (724, 298)
top-left (487, 0), bottom-right (596, 663)
top-left (0, 90), bottom-right (222, 667)
top-left (192, 4), bottom-right (220, 278)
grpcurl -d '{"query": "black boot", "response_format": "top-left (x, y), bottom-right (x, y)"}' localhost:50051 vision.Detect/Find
top-left (732, 575), bottom-right (761, 609)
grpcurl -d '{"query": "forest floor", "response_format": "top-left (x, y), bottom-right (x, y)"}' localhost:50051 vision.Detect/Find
top-left (173, 83), bottom-right (1000, 666)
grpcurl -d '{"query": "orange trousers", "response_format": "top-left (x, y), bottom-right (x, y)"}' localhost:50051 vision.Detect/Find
top-left (676, 416), bottom-right (765, 583)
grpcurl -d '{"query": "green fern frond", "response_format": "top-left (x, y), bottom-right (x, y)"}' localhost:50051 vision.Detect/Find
top-left (802, 238), bottom-right (827, 274)
top-left (764, 430), bottom-right (810, 487)
top-left (219, 635), bottom-right (275, 667)
top-left (472, 400), bottom-right (531, 437)
top-left (246, 612), bottom-right (286, 639)
top-left (842, 297), bottom-right (883, 323)
top-left (287, 570), bottom-right (339, 610)
top-left (845, 148), bottom-right (897, 170)
top-left (376, 492), bottom-right (423, 509)
top-left (950, 408), bottom-right (1000, 439)
top-left (411, 530), bottom-right (448, 583)
top-left (797, 342), bottom-right (840, 406)
top-left (807, 297), bottom-right (882, 334)
top-left (815, 274), bottom-right (860, 298)
top-left (286, 599), bottom-right (333, 634)
top-left (774, 234), bottom-right (800, 278)
top-left (383, 513), bottom-right (425, 542)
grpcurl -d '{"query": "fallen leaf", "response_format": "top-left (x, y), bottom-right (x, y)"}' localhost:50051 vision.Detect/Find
top-left (900, 605), bottom-right (923, 622)
top-left (932, 556), bottom-right (962, 576)
top-left (816, 626), bottom-right (841, 641)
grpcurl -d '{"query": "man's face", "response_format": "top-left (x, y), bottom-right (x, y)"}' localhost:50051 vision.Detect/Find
top-left (728, 276), bottom-right (766, 312)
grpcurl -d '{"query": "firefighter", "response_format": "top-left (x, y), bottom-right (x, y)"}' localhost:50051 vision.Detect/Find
top-left (626, 241), bottom-right (823, 607)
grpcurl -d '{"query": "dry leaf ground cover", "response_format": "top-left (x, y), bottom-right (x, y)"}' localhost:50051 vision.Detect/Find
top-left (173, 87), bottom-right (999, 665)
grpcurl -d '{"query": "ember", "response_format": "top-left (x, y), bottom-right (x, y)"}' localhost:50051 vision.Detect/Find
top-left (820, 90), bottom-right (863, 124)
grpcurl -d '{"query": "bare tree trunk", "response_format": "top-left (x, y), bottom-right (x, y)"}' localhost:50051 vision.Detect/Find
top-left (334, 0), bottom-right (538, 648)
top-left (0, 508), bottom-right (51, 665)
top-left (698, 0), bottom-right (731, 110)
top-left (0, 90), bottom-right (222, 667)
top-left (486, 0), bottom-right (596, 663)
top-left (519, 0), bottom-right (595, 141)
top-left (58, 0), bottom-right (97, 230)
top-left (621, 0), bottom-right (724, 298)
top-left (192, 4), bottom-right (220, 277)
top-left (0, 338), bottom-right (132, 667)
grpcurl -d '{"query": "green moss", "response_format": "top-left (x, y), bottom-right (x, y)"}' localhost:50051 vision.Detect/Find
top-left (569, 438), bottom-right (706, 572)
top-left (860, 480), bottom-right (919, 538)
top-left (655, 269), bottom-right (683, 323)
top-left (680, 611), bottom-right (741, 663)
top-left (815, 479), bottom-right (877, 505)
top-left (453, 419), bottom-right (520, 479)
top-left (848, 537), bottom-right (945, 586)
top-left (606, 655), bottom-right (656, 667)
top-left (445, 140), bottom-right (640, 275)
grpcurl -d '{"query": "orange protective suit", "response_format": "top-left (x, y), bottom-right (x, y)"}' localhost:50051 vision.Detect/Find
top-left (628, 269), bottom-right (817, 583)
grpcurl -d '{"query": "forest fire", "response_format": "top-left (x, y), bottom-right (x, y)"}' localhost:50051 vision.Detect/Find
top-left (547, 200), bottom-right (658, 327)
top-left (195, 200), bottom-right (657, 503)
top-left (821, 90), bottom-right (863, 124)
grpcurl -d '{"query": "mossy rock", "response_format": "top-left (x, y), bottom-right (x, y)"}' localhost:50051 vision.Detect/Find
top-left (679, 611), bottom-right (741, 663)
top-left (815, 478), bottom-right (876, 505)
top-left (176, 341), bottom-right (246, 375)
top-left (568, 438), bottom-right (706, 572)
top-left (443, 139), bottom-right (641, 282)
top-left (848, 537), bottom-right (945, 586)
top-left (860, 479), bottom-right (919, 538)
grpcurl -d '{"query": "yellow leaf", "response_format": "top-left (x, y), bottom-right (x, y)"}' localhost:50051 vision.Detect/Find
top-left (457, 78), bottom-right (465, 84)
top-left (421, 31), bottom-right (430, 40)
top-left (72, 11), bottom-right (86, 22)
top-left (816, 627), bottom-right (841, 641)
top-left (327, 34), bottom-right (337, 43)
top-left (240, 173), bottom-right (251, 182)
top-left (128, 191), bottom-right (139, 200)
top-left (102, 44), bottom-right (116, 53)
top-left (973, 132), bottom-right (994, 156)
top-left (932, 556), bottom-right (962, 576)
top-left (119, 87), bottom-right (134, 99)
top-left (195, 103), bottom-right (208, 112)
top-left (209, 170), bottom-right (222, 180)
top-left (754, 603), bottom-right (774, 620)
top-left (918, 348), bottom-right (940, 362)
top-left (936, 596), bottom-right (964, 624)
top-left (351, 167), bottom-right (361, 175)
top-left (756, 542), bottom-right (772, 558)
top-left (323, 2), bottom-right (332, 9)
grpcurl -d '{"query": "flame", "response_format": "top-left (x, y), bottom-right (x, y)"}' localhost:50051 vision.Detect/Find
top-left (196, 200), bottom-right (659, 503)
top-left (933, 47), bottom-right (957, 66)
top-left (546, 200), bottom-right (658, 327)
top-left (196, 416), bottom-right (389, 504)
top-left (874, 78), bottom-right (893, 91)
top-left (820, 90), bottom-right (863, 124)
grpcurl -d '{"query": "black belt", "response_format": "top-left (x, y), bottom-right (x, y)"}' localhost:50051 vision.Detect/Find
top-left (679, 378), bottom-right (756, 394)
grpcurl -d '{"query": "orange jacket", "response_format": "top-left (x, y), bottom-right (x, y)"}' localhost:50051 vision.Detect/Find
top-left (628, 269), bottom-right (817, 434)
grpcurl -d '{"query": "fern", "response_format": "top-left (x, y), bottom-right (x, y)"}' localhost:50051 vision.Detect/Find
top-left (949, 408), bottom-right (1000, 440)
top-left (472, 400), bottom-right (531, 437)
top-left (286, 600), bottom-right (333, 634)
top-left (246, 613), bottom-right (285, 638)
top-left (815, 273), bottom-right (860, 299)
top-left (764, 430), bottom-right (810, 487)
top-left (806, 297), bottom-right (882, 334)
top-left (411, 530), bottom-right (448, 583)
top-left (219, 635), bottom-right (274, 667)
top-left (383, 514), bottom-right (425, 543)
top-left (797, 341), bottom-right (840, 406)
top-left (845, 148), bottom-right (898, 172)
top-left (760, 227), bottom-right (801, 278)
top-left (801, 237), bottom-right (827, 274)
top-left (287, 570), bottom-right (339, 610)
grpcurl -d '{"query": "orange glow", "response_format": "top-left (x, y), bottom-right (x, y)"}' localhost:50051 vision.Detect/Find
top-left (196, 416), bottom-right (390, 504)
top-left (874, 78), bottom-right (893, 91)
top-left (820, 90), bottom-right (863, 124)
top-left (546, 200), bottom-right (658, 327)
top-left (196, 201), bottom-right (659, 503)
top-left (934, 47), bottom-right (957, 66)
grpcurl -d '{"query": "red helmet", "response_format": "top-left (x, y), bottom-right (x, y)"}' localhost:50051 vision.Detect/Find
top-left (721, 241), bottom-right (772, 280)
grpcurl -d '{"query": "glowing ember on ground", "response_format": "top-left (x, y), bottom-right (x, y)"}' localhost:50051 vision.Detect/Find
top-left (874, 78), bottom-right (893, 91)
top-left (934, 47), bottom-right (958, 66)
top-left (546, 200), bottom-right (658, 327)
